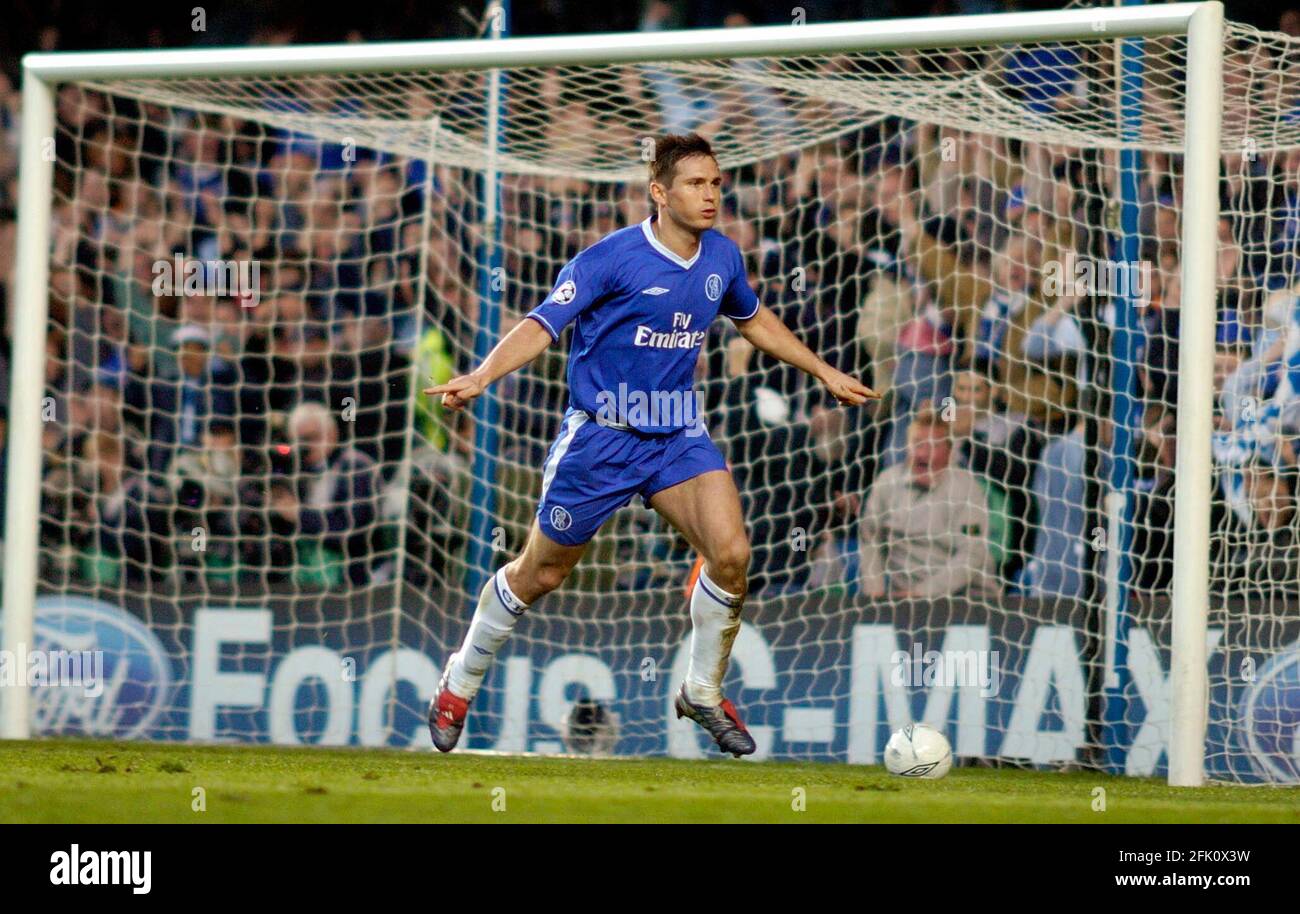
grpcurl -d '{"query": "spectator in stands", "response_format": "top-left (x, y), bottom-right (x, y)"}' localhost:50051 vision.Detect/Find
top-left (332, 313), bottom-right (410, 466)
top-left (885, 176), bottom-right (960, 463)
top-left (1212, 279), bottom-right (1300, 532)
top-left (1218, 462), bottom-right (1299, 597)
top-left (1131, 407), bottom-right (1179, 592)
top-left (1022, 289), bottom-right (1086, 372)
top-left (132, 323), bottom-right (237, 472)
top-left (165, 416), bottom-right (243, 583)
top-left (806, 202), bottom-right (871, 397)
top-left (950, 361), bottom-right (1041, 584)
top-left (72, 431), bottom-right (157, 585)
top-left (1020, 408), bottom-right (1090, 600)
top-left (270, 308), bottom-right (334, 410)
top-left (855, 163), bottom-right (912, 395)
top-left (999, 259), bottom-right (1080, 432)
top-left (967, 231), bottom-right (1038, 372)
top-left (859, 404), bottom-right (995, 599)
top-left (404, 314), bottom-right (471, 587)
top-left (806, 399), bottom-right (880, 594)
top-left (172, 116), bottom-right (229, 230)
top-left (275, 401), bottom-right (384, 586)
top-left (1216, 282), bottom-right (1294, 428)
top-left (894, 143), bottom-right (1024, 465)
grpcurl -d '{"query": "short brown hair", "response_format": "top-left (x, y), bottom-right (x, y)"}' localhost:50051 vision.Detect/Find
top-left (649, 133), bottom-right (716, 188)
top-left (909, 401), bottom-right (953, 440)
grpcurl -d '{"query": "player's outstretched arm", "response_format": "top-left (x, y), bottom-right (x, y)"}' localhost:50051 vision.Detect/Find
top-left (424, 316), bottom-right (553, 411)
top-left (734, 304), bottom-right (880, 406)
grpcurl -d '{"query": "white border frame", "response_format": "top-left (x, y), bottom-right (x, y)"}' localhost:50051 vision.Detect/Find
top-left (4, 3), bottom-right (1224, 788)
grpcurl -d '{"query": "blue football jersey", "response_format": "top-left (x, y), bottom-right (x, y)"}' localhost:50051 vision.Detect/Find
top-left (526, 216), bottom-right (759, 434)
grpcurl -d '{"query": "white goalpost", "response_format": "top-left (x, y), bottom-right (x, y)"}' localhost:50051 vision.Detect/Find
top-left (7, 2), bottom-right (1273, 787)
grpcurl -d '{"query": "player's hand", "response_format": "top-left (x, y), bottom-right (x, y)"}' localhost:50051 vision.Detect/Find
top-left (819, 367), bottom-right (880, 407)
top-left (425, 372), bottom-right (487, 411)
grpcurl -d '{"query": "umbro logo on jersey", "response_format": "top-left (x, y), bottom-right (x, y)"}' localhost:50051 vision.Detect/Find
top-left (641, 287), bottom-right (671, 295)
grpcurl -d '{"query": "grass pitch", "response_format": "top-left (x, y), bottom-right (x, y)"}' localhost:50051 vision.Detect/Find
top-left (1, 738), bottom-right (1298, 824)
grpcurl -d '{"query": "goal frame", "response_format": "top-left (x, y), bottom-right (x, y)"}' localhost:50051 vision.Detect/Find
top-left (2, 2), bottom-right (1225, 786)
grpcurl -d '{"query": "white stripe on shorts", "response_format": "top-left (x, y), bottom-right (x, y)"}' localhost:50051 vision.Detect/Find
top-left (540, 409), bottom-right (589, 503)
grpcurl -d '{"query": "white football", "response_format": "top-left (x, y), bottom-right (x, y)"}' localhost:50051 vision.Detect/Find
top-left (884, 724), bottom-right (952, 779)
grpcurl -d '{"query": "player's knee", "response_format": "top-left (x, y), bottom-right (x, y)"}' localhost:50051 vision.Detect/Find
top-left (710, 540), bottom-right (751, 590)
top-left (531, 561), bottom-right (573, 597)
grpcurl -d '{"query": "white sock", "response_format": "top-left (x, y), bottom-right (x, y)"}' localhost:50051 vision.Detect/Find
top-left (685, 568), bottom-right (745, 706)
top-left (446, 568), bottom-right (528, 701)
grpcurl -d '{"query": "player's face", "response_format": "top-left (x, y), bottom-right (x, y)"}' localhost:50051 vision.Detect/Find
top-left (656, 154), bottom-right (722, 232)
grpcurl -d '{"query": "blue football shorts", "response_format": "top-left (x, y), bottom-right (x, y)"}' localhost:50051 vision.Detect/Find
top-left (535, 408), bottom-right (728, 546)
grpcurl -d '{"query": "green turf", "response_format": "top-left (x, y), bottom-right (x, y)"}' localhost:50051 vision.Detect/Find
top-left (1, 739), bottom-right (1297, 823)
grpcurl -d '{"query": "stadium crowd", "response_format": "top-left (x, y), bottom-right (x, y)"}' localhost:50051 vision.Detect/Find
top-left (1, 1), bottom-right (1300, 604)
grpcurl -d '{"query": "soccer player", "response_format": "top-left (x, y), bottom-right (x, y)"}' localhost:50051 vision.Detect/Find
top-left (425, 133), bottom-right (877, 756)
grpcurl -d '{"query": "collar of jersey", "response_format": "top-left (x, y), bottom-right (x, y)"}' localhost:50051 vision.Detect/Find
top-left (641, 217), bottom-right (702, 270)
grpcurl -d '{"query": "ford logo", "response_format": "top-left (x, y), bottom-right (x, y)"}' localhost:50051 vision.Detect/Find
top-left (1238, 645), bottom-right (1300, 783)
top-left (26, 596), bottom-right (172, 739)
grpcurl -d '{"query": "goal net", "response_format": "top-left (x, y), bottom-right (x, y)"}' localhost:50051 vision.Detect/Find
top-left (8, 3), bottom-right (1299, 783)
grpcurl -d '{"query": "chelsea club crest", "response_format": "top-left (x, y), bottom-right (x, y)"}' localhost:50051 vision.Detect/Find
top-left (550, 505), bottom-right (573, 532)
top-left (704, 273), bottom-right (723, 302)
